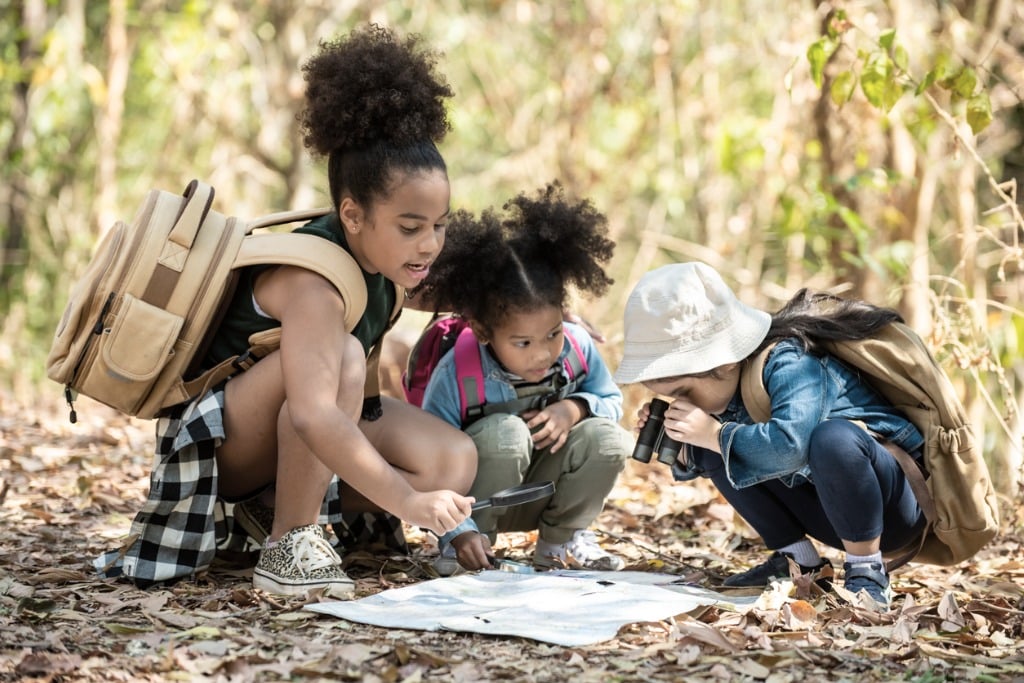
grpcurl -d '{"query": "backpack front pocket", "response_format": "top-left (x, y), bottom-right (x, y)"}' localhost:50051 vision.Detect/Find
top-left (77, 293), bottom-right (184, 413)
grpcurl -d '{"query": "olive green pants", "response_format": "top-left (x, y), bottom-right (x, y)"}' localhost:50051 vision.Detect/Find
top-left (465, 413), bottom-right (632, 544)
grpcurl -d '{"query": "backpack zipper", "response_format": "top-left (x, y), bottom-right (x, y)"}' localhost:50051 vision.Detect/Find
top-left (64, 290), bottom-right (116, 423)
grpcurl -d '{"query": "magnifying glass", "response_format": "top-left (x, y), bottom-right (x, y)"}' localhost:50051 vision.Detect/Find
top-left (470, 481), bottom-right (555, 511)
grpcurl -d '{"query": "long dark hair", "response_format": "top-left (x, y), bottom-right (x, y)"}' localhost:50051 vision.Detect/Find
top-left (298, 24), bottom-right (453, 208)
top-left (756, 288), bottom-right (904, 355)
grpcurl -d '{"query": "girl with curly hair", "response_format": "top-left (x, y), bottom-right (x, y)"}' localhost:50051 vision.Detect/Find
top-left (96, 25), bottom-right (477, 598)
top-left (418, 184), bottom-right (633, 575)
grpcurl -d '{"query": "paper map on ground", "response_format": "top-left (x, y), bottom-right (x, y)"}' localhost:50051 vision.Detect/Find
top-left (305, 570), bottom-right (760, 647)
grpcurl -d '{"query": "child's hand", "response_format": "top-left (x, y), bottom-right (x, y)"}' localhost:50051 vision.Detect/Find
top-left (451, 531), bottom-right (493, 571)
top-left (634, 401), bottom-right (654, 433)
top-left (402, 490), bottom-right (475, 536)
top-left (663, 399), bottom-right (723, 453)
top-left (522, 399), bottom-right (585, 453)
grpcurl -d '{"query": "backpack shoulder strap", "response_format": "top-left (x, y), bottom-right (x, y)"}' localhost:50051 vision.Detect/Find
top-left (465, 329), bottom-right (593, 424)
top-left (234, 231), bottom-right (367, 331)
top-left (739, 343), bottom-right (775, 423)
top-left (239, 223), bottom-right (402, 400)
top-left (363, 289), bottom-right (404, 401)
top-left (562, 328), bottom-right (589, 380)
top-left (453, 326), bottom-right (486, 424)
top-left (180, 229), bottom-right (370, 404)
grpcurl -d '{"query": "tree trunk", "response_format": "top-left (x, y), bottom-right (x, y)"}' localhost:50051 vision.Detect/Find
top-left (93, 0), bottom-right (131, 235)
top-left (0, 0), bottom-right (45, 300)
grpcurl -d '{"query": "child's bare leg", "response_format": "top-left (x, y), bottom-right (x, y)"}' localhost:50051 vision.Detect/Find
top-left (339, 395), bottom-right (477, 511)
top-left (217, 352), bottom-right (287, 499)
top-left (218, 334), bottom-right (366, 540)
top-left (269, 335), bottom-right (367, 538)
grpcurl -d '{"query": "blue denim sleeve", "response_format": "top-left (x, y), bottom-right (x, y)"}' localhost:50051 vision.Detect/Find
top-left (438, 516), bottom-right (480, 546)
top-left (421, 352), bottom-right (464, 428)
top-left (721, 342), bottom-right (831, 488)
top-left (564, 322), bottom-right (624, 421)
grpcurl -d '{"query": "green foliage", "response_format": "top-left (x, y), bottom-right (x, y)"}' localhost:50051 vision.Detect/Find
top-left (815, 25), bottom-right (994, 135)
top-left (1, 1), bottom-right (1019, 482)
top-left (859, 51), bottom-right (903, 111)
top-left (807, 36), bottom-right (838, 89)
top-left (966, 92), bottom-right (993, 135)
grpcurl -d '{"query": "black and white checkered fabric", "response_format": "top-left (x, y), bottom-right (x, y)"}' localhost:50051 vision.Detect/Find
top-left (94, 387), bottom-right (406, 588)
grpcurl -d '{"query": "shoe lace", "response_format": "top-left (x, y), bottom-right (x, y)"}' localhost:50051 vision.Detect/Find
top-left (290, 529), bottom-right (342, 576)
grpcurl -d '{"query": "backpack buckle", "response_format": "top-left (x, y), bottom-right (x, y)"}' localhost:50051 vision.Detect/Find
top-left (231, 350), bottom-right (253, 372)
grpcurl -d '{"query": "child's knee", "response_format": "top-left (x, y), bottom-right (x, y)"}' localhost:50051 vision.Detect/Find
top-left (570, 418), bottom-right (632, 467)
top-left (581, 419), bottom-right (626, 462)
top-left (469, 414), bottom-right (533, 465)
top-left (448, 429), bottom-right (479, 490)
top-left (807, 419), bottom-right (869, 471)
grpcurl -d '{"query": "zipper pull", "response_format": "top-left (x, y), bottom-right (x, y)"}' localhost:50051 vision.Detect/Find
top-left (64, 386), bottom-right (78, 424)
top-left (93, 292), bottom-right (115, 335)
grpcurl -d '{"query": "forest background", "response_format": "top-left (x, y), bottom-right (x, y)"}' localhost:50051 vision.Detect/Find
top-left (2, 2), bottom-right (1024, 680)
top-left (0, 1), bottom-right (1019, 524)
top-left (1, 2), bottom-right (1022, 504)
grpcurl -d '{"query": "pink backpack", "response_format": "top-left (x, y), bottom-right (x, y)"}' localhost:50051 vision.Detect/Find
top-left (402, 315), bottom-right (589, 425)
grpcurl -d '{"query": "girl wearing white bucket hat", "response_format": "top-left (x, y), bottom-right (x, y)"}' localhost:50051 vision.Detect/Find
top-left (615, 262), bottom-right (926, 608)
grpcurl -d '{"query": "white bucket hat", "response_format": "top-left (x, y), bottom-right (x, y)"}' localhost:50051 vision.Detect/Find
top-left (613, 262), bottom-right (772, 384)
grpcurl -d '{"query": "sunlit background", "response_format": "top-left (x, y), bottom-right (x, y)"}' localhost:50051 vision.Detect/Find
top-left (1, 0), bottom-right (1021, 494)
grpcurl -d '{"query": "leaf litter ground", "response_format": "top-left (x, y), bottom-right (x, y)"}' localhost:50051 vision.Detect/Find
top-left (1, 393), bottom-right (1023, 682)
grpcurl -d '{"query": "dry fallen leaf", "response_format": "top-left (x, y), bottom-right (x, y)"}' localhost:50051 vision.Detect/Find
top-left (1, 391), bottom-right (1022, 682)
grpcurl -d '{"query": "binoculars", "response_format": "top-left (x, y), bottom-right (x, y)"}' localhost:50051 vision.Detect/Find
top-left (631, 398), bottom-right (684, 466)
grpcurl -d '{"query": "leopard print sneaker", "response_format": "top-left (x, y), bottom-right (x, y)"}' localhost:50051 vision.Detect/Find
top-left (253, 524), bottom-right (355, 599)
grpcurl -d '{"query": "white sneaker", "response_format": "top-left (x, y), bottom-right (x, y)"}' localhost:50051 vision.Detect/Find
top-left (253, 524), bottom-right (355, 598)
top-left (432, 542), bottom-right (462, 577)
top-left (533, 530), bottom-right (625, 571)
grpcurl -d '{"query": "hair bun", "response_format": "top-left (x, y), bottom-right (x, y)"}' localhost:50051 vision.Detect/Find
top-left (299, 24), bottom-right (453, 157)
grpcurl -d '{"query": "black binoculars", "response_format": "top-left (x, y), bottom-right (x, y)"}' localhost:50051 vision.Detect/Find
top-left (631, 398), bottom-right (684, 466)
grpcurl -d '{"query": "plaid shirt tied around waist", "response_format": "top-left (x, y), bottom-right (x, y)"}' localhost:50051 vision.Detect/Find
top-left (94, 387), bottom-right (406, 588)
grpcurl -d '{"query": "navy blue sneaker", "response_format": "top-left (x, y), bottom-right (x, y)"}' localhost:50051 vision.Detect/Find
top-left (723, 551), bottom-right (832, 588)
top-left (843, 561), bottom-right (892, 606)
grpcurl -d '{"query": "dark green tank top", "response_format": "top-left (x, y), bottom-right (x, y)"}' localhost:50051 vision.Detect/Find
top-left (202, 212), bottom-right (396, 368)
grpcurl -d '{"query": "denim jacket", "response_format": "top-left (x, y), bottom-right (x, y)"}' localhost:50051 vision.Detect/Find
top-left (421, 321), bottom-right (624, 428)
top-left (674, 338), bottom-right (924, 489)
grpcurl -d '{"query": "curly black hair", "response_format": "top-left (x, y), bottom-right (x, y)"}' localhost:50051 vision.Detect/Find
top-left (298, 24), bottom-right (454, 207)
top-left (422, 183), bottom-right (616, 335)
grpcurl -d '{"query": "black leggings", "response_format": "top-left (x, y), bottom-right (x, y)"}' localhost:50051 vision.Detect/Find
top-left (694, 420), bottom-right (926, 552)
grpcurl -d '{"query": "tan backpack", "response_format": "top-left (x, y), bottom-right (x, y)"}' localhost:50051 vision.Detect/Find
top-left (740, 322), bottom-right (1000, 569)
top-left (47, 179), bottom-right (401, 422)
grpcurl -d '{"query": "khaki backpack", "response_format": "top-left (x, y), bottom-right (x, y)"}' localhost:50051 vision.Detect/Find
top-left (47, 179), bottom-right (401, 422)
top-left (739, 322), bottom-right (1000, 569)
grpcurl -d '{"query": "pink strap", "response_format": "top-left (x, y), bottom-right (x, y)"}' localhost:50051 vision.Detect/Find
top-left (453, 327), bottom-right (486, 423)
top-left (562, 328), bottom-right (589, 379)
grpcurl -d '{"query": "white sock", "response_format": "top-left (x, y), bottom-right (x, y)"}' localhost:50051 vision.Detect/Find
top-left (778, 539), bottom-right (822, 567)
top-left (845, 551), bottom-right (883, 567)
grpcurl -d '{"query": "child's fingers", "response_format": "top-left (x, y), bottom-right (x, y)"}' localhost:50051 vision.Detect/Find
top-left (523, 410), bottom-right (546, 429)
